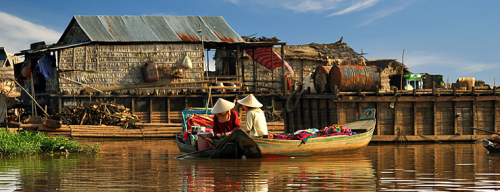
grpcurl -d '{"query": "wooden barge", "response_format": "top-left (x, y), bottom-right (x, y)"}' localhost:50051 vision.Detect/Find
top-left (283, 87), bottom-right (500, 142)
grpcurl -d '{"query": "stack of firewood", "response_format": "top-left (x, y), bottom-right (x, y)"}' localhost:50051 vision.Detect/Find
top-left (59, 101), bottom-right (140, 126)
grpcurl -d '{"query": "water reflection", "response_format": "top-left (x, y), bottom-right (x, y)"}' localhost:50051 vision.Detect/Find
top-left (0, 139), bottom-right (499, 191)
top-left (178, 155), bottom-right (375, 191)
top-left (364, 142), bottom-right (500, 191)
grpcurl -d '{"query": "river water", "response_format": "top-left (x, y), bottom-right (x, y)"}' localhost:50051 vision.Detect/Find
top-left (1, 139), bottom-right (499, 191)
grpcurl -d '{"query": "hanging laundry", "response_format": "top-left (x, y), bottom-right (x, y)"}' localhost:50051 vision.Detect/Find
top-left (245, 47), bottom-right (294, 75)
top-left (38, 55), bottom-right (53, 79)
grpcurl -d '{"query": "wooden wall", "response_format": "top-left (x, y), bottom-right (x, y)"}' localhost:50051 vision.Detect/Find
top-left (283, 94), bottom-right (500, 141)
top-left (58, 94), bottom-right (283, 126)
top-left (54, 43), bottom-right (205, 95)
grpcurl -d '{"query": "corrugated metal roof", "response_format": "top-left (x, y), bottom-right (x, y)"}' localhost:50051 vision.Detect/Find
top-left (62, 15), bottom-right (244, 43)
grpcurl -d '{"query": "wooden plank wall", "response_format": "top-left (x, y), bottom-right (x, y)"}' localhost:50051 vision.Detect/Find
top-left (415, 102), bottom-right (433, 135)
top-left (456, 102), bottom-right (472, 135)
top-left (283, 96), bottom-right (500, 141)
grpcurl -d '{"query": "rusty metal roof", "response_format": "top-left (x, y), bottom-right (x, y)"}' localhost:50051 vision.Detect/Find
top-left (58, 15), bottom-right (244, 44)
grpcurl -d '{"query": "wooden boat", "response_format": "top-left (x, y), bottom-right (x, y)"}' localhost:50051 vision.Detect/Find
top-left (176, 129), bottom-right (261, 158)
top-left (176, 109), bottom-right (261, 159)
top-left (482, 139), bottom-right (500, 153)
top-left (253, 108), bottom-right (376, 157)
top-left (471, 128), bottom-right (500, 153)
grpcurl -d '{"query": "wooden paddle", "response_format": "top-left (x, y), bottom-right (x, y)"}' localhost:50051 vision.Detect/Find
top-left (176, 148), bottom-right (212, 159)
top-left (471, 127), bottom-right (498, 135)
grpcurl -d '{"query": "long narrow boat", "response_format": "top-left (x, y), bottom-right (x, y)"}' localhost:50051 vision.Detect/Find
top-left (253, 108), bottom-right (376, 157)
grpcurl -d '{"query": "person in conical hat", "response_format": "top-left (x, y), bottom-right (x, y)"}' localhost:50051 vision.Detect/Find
top-left (237, 94), bottom-right (268, 138)
top-left (211, 98), bottom-right (240, 137)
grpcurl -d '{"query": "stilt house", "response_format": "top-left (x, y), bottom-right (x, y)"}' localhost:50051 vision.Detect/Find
top-left (15, 15), bottom-right (289, 124)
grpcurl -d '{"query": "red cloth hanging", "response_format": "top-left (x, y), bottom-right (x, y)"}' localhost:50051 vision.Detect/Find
top-left (245, 47), bottom-right (294, 75)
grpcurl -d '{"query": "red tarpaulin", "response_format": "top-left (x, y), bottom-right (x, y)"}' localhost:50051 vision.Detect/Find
top-left (245, 47), bottom-right (294, 75)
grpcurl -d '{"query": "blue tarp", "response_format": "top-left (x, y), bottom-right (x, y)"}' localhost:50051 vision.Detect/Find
top-left (38, 56), bottom-right (53, 79)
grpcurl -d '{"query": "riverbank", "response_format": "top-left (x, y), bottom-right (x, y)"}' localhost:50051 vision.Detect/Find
top-left (0, 128), bottom-right (100, 156)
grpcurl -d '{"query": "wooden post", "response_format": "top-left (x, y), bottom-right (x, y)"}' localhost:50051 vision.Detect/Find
top-left (454, 101), bottom-right (458, 135)
top-left (167, 98), bottom-right (171, 123)
top-left (472, 100), bottom-right (476, 135)
top-left (58, 96), bottom-right (62, 114)
top-left (338, 102), bottom-right (343, 124)
top-left (281, 44), bottom-right (286, 94)
top-left (131, 97), bottom-right (135, 115)
top-left (413, 102), bottom-right (418, 135)
top-left (326, 99), bottom-right (331, 126)
top-left (394, 102), bottom-right (398, 136)
top-left (291, 97), bottom-right (297, 132)
top-left (433, 101), bottom-right (437, 135)
top-left (253, 48), bottom-right (257, 92)
top-left (376, 102), bottom-right (380, 136)
top-left (301, 60), bottom-right (304, 86)
top-left (284, 100), bottom-right (289, 133)
top-left (358, 103), bottom-right (363, 121)
top-left (495, 100), bottom-right (499, 133)
top-left (300, 99), bottom-right (305, 130)
top-left (309, 99), bottom-right (313, 128)
top-left (271, 46), bottom-right (274, 91)
top-left (317, 99), bottom-right (321, 128)
top-left (238, 45), bottom-right (244, 89)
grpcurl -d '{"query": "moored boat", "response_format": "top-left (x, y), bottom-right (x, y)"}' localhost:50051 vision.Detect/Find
top-left (482, 139), bottom-right (500, 153)
top-left (253, 108), bottom-right (376, 157)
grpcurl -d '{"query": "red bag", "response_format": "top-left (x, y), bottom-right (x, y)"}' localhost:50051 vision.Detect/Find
top-left (21, 65), bottom-right (31, 78)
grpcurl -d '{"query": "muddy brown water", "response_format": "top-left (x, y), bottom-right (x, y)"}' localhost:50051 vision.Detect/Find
top-left (0, 139), bottom-right (499, 191)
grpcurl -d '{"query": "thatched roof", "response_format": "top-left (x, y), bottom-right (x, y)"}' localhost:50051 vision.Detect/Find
top-left (274, 40), bottom-right (365, 65)
top-left (365, 59), bottom-right (411, 74)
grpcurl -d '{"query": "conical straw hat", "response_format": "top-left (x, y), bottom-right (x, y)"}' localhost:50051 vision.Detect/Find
top-left (237, 94), bottom-right (263, 108)
top-left (211, 98), bottom-right (235, 114)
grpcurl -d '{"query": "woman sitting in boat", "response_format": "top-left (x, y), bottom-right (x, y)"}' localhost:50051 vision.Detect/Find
top-left (237, 94), bottom-right (268, 138)
top-left (211, 98), bottom-right (240, 138)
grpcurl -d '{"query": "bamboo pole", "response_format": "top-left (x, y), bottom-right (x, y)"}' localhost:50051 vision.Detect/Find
top-left (13, 80), bottom-right (49, 116)
top-left (61, 77), bottom-right (103, 93)
top-left (84, 80), bottom-right (210, 93)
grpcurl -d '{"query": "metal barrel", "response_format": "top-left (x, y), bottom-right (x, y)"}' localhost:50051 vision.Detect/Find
top-left (328, 65), bottom-right (380, 92)
top-left (314, 66), bottom-right (332, 94)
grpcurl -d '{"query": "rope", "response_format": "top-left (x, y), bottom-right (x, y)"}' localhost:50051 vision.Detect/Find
top-left (286, 84), bottom-right (308, 113)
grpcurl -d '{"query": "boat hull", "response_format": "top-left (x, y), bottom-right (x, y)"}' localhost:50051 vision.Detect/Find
top-left (482, 139), bottom-right (500, 153)
top-left (254, 119), bottom-right (375, 157)
top-left (176, 129), bottom-right (261, 158)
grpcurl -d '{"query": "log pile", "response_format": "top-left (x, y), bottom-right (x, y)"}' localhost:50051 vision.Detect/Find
top-left (59, 101), bottom-right (140, 126)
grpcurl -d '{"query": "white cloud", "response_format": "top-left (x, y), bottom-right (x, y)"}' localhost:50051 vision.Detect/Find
top-left (327, 0), bottom-right (379, 16)
top-left (246, 0), bottom-right (343, 13)
top-left (228, 0), bottom-right (402, 25)
top-left (227, 0), bottom-right (240, 4)
top-left (358, 5), bottom-right (406, 26)
top-left (0, 11), bottom-right (60, 55)
top-left (404, 51), bottom-right (500, 83)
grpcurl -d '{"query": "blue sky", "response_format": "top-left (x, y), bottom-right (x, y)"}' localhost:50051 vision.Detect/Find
top-left (1, 0), bottom-right (499, 85)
